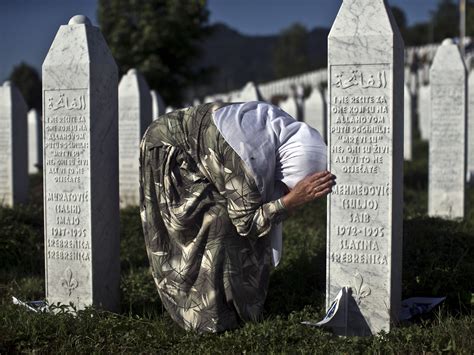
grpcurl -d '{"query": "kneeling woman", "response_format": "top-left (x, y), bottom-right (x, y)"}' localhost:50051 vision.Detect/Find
top-left (139, 101), bottom-right (333, 333)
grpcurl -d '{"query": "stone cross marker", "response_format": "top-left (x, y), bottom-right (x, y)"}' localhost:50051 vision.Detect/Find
top-left (327, 0), bottom-right (404, 336)
top-left (0, 81), bottom-right (28, 206)
top-left (43, 15), bottom-right (120, 311)
top-left (404, 86), bottom-right (413, 161)
top-left (28, 109), bottom-right (43, 173)
top-left (150, 90), bottom-right (165, 121)
top-left (468, 71), bottom-right (474, 182)
top-left (428, 39), bottom-right (467, 219)
top-left (304, 88), bottom-right (326, 140)
top-left (118, 68), bottom-right (152, 207)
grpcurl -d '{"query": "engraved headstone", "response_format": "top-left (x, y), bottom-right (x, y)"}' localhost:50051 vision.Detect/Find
top-left (42, 15), bottom-right (120, 311)
top-left (468, 71), bottom-right (474, 182)
top-left (327, 0), bottom-right (404, 336)
top-left (0, 81), bottom-right (28, 206)
top-left (304, 88), bottom-right (326, 140)
top-left (150, 90), bottom-right (165, 120)
top-left (428, 39), bottom-right (467, 219)
top-left (417, 84), bottom-right (430, 140)
top-left (404, 86), bottom-right (413, 161)
top-left (28, 109), bottom-right (42, 173)
top-left (118, 68), bottom-right (152, 206)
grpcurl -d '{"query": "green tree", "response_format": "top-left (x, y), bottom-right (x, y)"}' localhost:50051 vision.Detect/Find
top-left (9, 63), bottom-right (42, 111)
top-left (467, 0), bottom-right (474, 37)
top-left (272, 23), bottom-right (311, 79)
top-left (98, 0), bottom-right (211, 106)
top-left (432, 0), bottom-right (459, 42)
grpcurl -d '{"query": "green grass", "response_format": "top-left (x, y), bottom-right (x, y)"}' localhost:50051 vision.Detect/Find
top-left (0, 139), bottom-right (473, 353)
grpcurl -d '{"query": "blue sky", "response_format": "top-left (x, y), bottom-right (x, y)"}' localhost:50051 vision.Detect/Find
top-left (0, 0), bottom-right (439, 81)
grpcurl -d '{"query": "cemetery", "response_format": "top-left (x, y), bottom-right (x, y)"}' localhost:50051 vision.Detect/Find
top-left (1, 0), bottom-right (474, 352)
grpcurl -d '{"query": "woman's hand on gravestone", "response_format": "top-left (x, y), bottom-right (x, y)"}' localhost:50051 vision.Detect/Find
top-left (281, 171), bottom-right (336, 210)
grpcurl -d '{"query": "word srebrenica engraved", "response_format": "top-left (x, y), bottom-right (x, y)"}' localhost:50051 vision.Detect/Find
top-left (329, 63), bottom-right (391, 271)
top-left (44, 89), bottom-right (92, 302)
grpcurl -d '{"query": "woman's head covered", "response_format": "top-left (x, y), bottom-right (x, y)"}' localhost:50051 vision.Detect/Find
top-left (274, 120), bottom-right (327, 189)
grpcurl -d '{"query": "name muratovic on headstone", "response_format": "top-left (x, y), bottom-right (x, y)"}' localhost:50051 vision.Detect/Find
top-left (43, 15), bottom-right (120, 311)
top-left (119, 68), bottom-right (152, 207)
top-left (327, 0), bottom-right (404, 336)
top-left (28, 108), bottom-right (43, 173)
top-left (0, 81), bottom-right (28, 206)
top-left (428, 39), bottom-right (467, 219)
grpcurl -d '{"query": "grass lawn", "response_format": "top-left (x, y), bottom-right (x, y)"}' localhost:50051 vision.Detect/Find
top-left (1, 139), bottom-right (473, 353)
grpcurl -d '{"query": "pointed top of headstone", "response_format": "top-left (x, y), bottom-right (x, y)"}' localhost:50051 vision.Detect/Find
top-left (68, 15), bottom-right (92, 26)
top-left (127, 68), bottom-right (138, 76)
top-left (432, 38), bottom-right (465, 72)
top-left (330, 0), bottom-right (399, 37)
top-left (442, 38), bottom-right (454, 46)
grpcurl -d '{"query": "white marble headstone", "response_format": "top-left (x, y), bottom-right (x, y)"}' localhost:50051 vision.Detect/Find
top-left (0, 81), bottom-right (28, 206)
top-left (428, 39), bottom-right (467, 219)
top-left (238, 82), bottom-right (263, 102)
top-left (279, 95), bottom-right (299, 120)
top-left (327, 0), bottom-right (404, 336)
top-left (418, 84), bottom-right (431, 141)
top-left (468, 71), bottom-right (474, 181)
top-left (28, 109), bottom-right (42, 173)
top-left (404, 86), bottom-right (413, 161)
top-left (304, 88), bottom-right (326, 140)
top-left (42, 15), bottom-right (120, 311)
top-left (150, 90), bottom-right (165, 120)
top-left (118, 68), bottom-right (152, 207)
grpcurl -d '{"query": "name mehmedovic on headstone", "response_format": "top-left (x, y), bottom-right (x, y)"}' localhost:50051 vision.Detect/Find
top-left (327, 0), bottom-right (404, 336)
top-left (42, 15), bottom-right (120, 311)
top-left (428, 39), bottom-right (467, 219)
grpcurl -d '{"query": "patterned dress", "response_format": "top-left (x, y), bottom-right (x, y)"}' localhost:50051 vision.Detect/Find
top-left (139, 103), bottom-right (288, 333)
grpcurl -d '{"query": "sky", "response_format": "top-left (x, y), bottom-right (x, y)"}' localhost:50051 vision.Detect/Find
top-left (0, 0), bottom-right (439, 81)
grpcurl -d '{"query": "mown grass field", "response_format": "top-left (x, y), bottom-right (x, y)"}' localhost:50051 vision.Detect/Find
top-left (1, 139), bottom-right (473, 353)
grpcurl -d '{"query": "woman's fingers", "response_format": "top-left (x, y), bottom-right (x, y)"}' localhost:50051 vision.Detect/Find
top-left (311, 179), bottom-right (334, 197)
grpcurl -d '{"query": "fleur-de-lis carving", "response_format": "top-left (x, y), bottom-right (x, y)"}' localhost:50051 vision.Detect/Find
top-left (352, 272), bottom-right (371, 305)
top-left (60, 267), bottom-right (79, 296)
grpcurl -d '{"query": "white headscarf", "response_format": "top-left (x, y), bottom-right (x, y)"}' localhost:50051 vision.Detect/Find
top-left (213, 101), bottom-right (327, 266)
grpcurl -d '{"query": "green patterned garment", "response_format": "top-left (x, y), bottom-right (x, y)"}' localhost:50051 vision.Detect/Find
top-left (139, 103), bottom-right (288, 333)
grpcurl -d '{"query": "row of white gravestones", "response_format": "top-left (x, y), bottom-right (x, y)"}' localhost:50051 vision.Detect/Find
top-left (42, 15), bottom-right (120, 311)
top-left (0, 81), bottom-right (28, 206)
top-left (28, 109), bottom-right (42, 173)
top-left (428, 39), bottom-right (467, 219)
top-left (326, 0), bottom-right (404, 336)
top-left (118, 68), bottom-right (152, 207)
